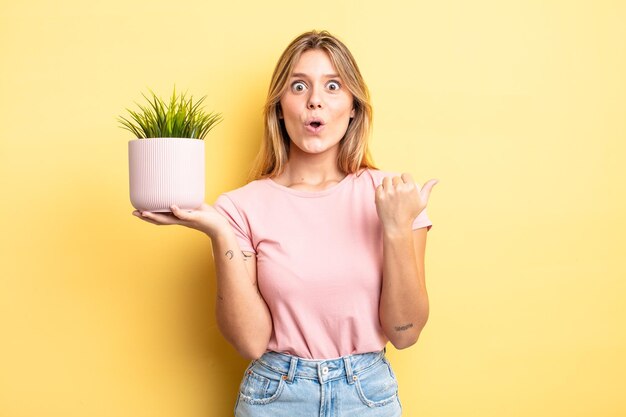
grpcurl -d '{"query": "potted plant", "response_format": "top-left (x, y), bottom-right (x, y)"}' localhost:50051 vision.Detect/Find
top-left (119, 88), bottom-right (222, 212)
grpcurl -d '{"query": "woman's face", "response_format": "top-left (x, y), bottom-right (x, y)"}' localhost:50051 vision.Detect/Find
top-left (279, 49), bottom-right (355, 156)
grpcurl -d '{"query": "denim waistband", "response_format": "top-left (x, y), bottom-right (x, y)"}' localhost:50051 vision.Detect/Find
top-left (254, 349), bottom-right (386, 385)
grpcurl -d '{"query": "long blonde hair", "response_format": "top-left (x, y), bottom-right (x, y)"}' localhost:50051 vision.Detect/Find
top-left (249, 30), bottom-right (376, 180)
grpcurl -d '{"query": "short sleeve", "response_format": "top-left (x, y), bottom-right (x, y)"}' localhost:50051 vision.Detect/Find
top-left (413, 207), bottom-right (433, 231)
top-left (212, 194), bottom-right (256, 253)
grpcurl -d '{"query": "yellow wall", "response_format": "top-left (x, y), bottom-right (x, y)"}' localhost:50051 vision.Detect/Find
top-left (1, 0), bottom-right (625, 416)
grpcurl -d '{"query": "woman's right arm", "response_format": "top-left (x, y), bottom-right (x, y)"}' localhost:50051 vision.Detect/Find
top-left (133, 204), bottom-right (272, 360)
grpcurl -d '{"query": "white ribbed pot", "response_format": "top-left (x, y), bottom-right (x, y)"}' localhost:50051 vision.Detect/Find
top-left (129, 138), bottom-right (205, 212)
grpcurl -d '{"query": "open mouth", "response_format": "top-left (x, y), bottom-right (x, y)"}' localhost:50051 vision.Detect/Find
top-left (305, 119), bottom-right (325, 132)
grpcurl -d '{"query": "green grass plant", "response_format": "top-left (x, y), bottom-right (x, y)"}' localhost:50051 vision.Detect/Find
top-left (118, 88), bottom-right (222, 139)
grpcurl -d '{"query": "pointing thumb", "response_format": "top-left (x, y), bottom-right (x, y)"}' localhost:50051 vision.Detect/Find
top-left (420, 179), bottom-right (439, 201)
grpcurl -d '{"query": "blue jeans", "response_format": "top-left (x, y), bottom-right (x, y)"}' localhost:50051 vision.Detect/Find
top-left (234, 349), bottom-right (402, 416)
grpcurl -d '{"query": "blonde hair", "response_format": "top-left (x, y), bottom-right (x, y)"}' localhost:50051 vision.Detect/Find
top-left (249, 30), bottom-right (376, 180)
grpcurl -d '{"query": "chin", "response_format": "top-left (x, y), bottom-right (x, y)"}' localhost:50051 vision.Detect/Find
top-left (290, 135), bottom-right (342, 155)
top-left (293, 138), bottom-right (325, 153)
top-left (306, 143), bottom-right (327, 153)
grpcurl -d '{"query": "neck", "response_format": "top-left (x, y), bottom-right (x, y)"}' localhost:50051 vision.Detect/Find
top-left (274, 144), bottom-right (345, 188)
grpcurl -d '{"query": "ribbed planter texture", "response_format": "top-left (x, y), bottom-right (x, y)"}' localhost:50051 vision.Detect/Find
top-left (129, 138), bottom-right (205, 212)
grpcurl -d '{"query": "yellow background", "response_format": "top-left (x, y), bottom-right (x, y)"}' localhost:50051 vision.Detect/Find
top-left (1, 0), bottom-right (625, 416)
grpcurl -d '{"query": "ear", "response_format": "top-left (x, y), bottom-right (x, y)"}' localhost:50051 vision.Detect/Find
top-left (350, 107), bottom-right (355, 119)
top-left (278, 105), bottom-right (283, 119)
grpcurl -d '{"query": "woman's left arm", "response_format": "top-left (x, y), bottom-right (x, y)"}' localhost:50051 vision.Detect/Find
top-left (376, 173), bottom-right (438, 349)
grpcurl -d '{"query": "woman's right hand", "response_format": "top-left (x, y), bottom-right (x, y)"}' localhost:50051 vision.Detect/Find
top-left (134, 202), bottom-right (271, 359)
top-left (132, 203), bottom-right (228, 238)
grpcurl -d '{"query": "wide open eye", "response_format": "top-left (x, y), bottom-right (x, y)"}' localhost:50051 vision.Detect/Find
top-left (291, 81), bottom-right (307, 92)
top-left (327, 80), bottom-right (341, 91)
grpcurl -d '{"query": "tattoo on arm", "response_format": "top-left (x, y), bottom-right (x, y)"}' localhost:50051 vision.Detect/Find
top-left (394, 323), bottom-right (414, 332)
top-left (217, 294), bottom-right (224, 301)
top-left (242, 251), bottom-right (252, 261)
top-left (225, 250), bottom-right (234, 260)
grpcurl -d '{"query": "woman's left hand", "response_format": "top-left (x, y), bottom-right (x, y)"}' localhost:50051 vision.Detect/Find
top-left (375, 173), bottom-right (438, 234)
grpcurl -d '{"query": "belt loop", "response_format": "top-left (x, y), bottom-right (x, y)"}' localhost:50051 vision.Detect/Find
top-left (343, 355), bottom-right (355, 385)
top-left (286, 356), bottom-right (298, 383)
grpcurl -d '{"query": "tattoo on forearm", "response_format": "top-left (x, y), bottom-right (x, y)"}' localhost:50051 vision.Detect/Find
top-left (225, 250), bottom-right (234, 260)
top-left (395, 323), bottom-right (414, 332)
top-left (242, 252), bottom-right (252, 261)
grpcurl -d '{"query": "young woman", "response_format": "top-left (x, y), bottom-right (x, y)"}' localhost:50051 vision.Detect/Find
top-left (133, 30), bottom-right (438, 417)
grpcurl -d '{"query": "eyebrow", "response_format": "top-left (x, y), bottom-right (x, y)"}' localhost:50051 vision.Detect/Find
top-left (290, 72), bottom-right (340, 79)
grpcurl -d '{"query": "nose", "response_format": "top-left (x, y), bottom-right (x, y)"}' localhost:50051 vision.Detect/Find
top-left (307, 86), bottom-right (323, 109)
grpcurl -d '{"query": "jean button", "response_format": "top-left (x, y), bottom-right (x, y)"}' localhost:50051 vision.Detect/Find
top-left (322, 366), bottom-right (329, 375)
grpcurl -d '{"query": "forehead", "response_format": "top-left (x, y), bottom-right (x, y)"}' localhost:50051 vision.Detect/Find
top-left (291, 49), bottom-right (338, 75)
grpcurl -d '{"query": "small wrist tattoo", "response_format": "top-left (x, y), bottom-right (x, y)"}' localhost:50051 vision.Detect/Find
top-left (394, 323), bottom-right (414, 332)
top-left (225, 250), bottom-right (234, 260)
